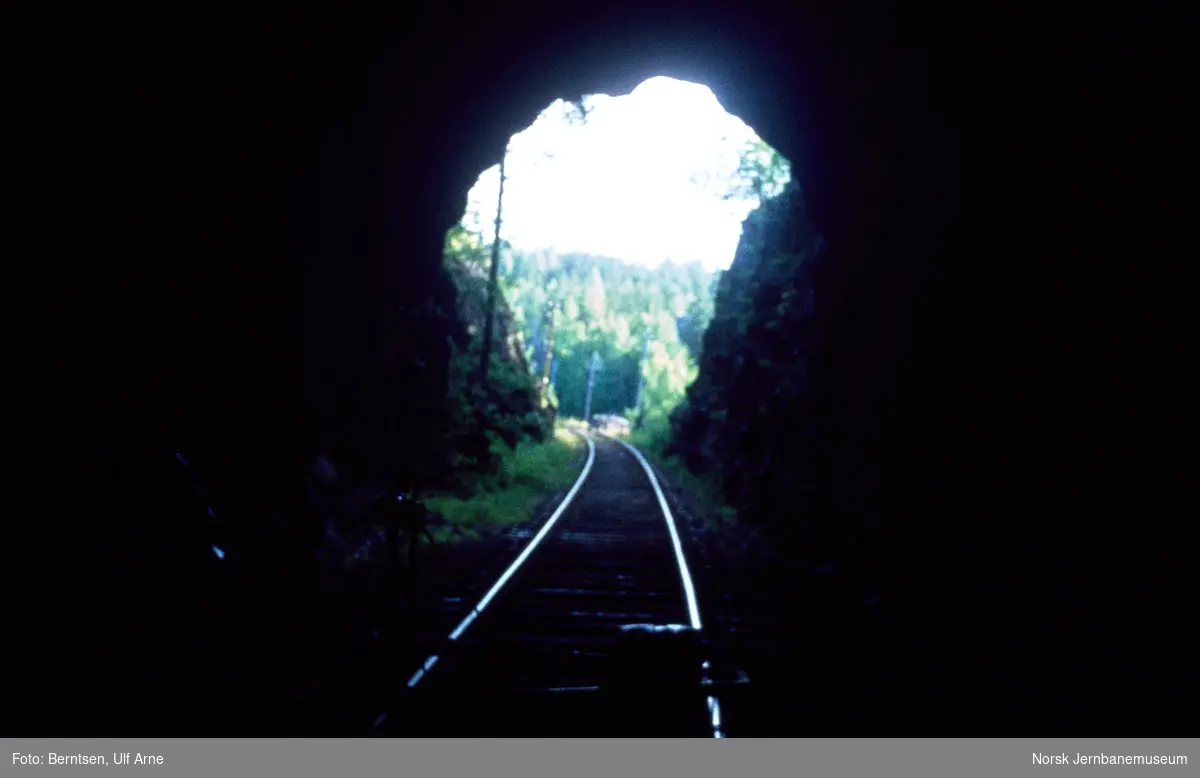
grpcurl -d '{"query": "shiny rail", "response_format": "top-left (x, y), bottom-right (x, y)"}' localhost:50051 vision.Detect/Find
top-left (608, 435), bottom-right (723, 738)
top-left (403, 432), bottom-right (598, 690)
top-left (389, 429), bottom-right (723, 737)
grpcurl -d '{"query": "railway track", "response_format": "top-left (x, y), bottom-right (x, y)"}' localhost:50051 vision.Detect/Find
top-left (372, 432), bottom-right (741, 737)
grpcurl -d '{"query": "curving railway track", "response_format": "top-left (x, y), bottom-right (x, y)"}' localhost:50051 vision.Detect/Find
top-left (371, 432), bottom-right (741, 737)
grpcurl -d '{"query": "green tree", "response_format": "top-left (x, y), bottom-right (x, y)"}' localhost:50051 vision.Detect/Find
top-left (493, 247), bottom-right (719, 424)
top-left (582, 266), bottom-right (607, 323)
top-left (692, 137), bottom-right (792, 207)
top-left (729, 138), bottom-right (791, 202)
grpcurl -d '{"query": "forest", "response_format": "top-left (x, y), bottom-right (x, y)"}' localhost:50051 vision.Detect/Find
top-left (478, 239), bottom-right (712, 426)
top-left (419, 132), bottom-right (794, 527)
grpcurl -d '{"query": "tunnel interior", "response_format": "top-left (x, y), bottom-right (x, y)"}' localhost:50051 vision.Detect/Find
top-left (20, 3), bottom-right (1182, 736)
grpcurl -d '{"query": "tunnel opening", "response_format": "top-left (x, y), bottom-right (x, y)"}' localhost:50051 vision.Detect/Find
top-left (436, 78), bottom-right (805, 497)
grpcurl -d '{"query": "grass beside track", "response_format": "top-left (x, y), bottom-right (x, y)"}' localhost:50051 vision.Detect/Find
top-left (626, 426), bottom-right (738, 528)
top-left (425, 425), bottom-right (586, 540)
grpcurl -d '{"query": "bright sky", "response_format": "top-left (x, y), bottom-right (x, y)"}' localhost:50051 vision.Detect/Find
top-left (461, 77), bottom-right (785, 272)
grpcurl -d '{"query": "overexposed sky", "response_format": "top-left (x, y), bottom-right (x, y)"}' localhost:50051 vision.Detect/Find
top-left (461, 77), bottom-right (782, 272)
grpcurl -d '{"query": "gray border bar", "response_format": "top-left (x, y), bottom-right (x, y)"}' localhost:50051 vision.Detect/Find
top-left (4, 739), bottom-right (1193, 777)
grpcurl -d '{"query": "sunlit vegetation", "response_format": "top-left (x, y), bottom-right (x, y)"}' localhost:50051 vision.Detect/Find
top-left (424, 83), bottom-right (793, 532)
top-left (502, 247), bottom-right (711, 426)
top-left (425, 426), bottom-right (585, 539)
top-left (422, 226), bottom-right (553, 500)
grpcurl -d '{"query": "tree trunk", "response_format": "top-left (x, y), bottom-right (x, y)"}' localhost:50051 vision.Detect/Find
top-left (541, 301), bottom-right (556, 387)
top-left (583, 350), bottom-right (599, 424)
top-left (479, 152), bottom-right (506, 385)
top-left (634, 330), bottom-right (650, 419)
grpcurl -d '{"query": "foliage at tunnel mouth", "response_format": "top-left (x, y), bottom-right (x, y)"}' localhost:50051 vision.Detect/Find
top-left (435, 78), bottom-right (795, 515)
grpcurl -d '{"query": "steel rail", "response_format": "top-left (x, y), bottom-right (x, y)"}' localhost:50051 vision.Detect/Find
top-left (383, 430), bottom-right (725, 737)
top-left (401, 431), bottom-right (597, 690)
top-left (610, 435), bottom-right (723, 738)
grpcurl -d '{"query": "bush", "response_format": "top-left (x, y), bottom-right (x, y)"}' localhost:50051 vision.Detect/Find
top-left (425, 426), bottom-right (584, 536)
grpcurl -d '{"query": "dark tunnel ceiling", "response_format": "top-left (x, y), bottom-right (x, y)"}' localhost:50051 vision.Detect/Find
top-left (325, 6), bottom-right (947, 256)
top-left (131, 1), bottom-right (993, 472)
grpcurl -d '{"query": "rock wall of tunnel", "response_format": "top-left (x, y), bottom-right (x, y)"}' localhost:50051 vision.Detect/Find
top-left (27, 2), bottom-right (1180, 734)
